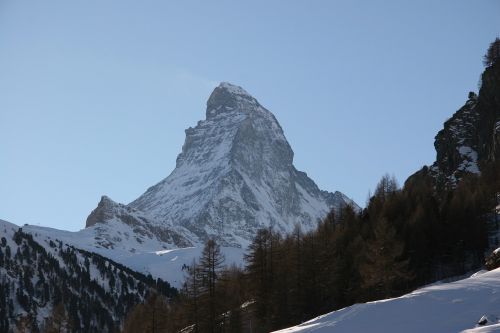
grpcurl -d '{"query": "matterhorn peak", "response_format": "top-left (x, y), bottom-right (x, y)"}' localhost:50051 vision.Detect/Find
top-left (128, 83), bottom-right (359, 246)
top-left (218, 82), bottom-right (252, 96)
top-left (206, 82), bottom-right (260, 119)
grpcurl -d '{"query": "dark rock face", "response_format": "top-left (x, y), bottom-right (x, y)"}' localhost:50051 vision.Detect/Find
top-left (431, 93), bottom-right (480, 186)
top-left (476, 62), bottom-right (500, 162)
top-left (413, 62), bottom-right (500, 188)
top-left (206, 82), bottom-right (260, 118)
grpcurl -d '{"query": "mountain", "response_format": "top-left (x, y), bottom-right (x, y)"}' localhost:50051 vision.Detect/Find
top-left (85, 195), bottom-right (195, 248)
top-left (273, 269), bottom-right (500, 333)
top-left (0, 219), bottom-right (176, 333)
top-left (23, 82), bottom-right (356, 286)
top-left (129, 82), bottom-right (357, 247)
top-left (21, 196), bottom-right (200, 288)
top-left (415, 61), bottom-right (500, 188)
top-left (22, 221), bottom-right (245, 289)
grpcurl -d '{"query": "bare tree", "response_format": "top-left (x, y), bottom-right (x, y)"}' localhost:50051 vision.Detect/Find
top-left (198, 239), bottom-right (225, 333)
top-left (44, 303), bottom-right (72, 333)
top-left (484, 37), bottom-right (500, 67)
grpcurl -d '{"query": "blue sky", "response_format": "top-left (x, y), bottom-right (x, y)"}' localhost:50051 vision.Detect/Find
top-left (1, 1), bottom-right (499, 231)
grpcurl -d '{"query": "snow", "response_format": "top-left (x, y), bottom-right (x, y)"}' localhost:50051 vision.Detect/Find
top-left (155, 249), bottom-right (186, 255)
top-left (463, 323), bottom-right (500, 332)
top-left (457, 146), bottom-right (480, 174)
top-left (130, 109), bottom-right (248, 234)
top-left (0, 219), bottom-right (153, 326)
top-left (273, 268), bottom-right (500, 333)
top-left (23, 223), bottom-right (245, 288)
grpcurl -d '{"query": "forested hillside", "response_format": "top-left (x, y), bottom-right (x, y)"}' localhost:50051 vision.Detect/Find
top-left (0, 220), bottom-right (176, 332)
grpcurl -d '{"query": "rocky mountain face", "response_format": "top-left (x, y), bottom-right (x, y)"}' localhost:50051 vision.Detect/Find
top-left (416, 62), bottom-right (500, 188)
top-left (85, 196), bottom-right (194, 248)
top-left (428, 92), bottom-right (481, 186)
top-left (127, 82), bottom-right (358, 246)
top-left (477, 61), bottom-right (500, 162)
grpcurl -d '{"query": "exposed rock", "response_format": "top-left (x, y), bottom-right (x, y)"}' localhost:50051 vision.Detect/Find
top-left (410, 62), bottom-right (500, 189)
top-left (431, 92), bottom-right (480, 187)
top-left (86, 195), bottom-right (121, 227)
top-left (86, 195), bottom-right (194, 248)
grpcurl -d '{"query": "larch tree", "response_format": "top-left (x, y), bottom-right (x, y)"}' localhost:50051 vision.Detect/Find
top-left (198, 239), bottom-right (225, 333)
top-left (484, 37), bottom-right (500, 67)
top-left (44, 302), bottom-right (72, 333)
top-left (182, 259), bottom-right (202, 332)
top-left (360, 218), bottom-right (412, 299)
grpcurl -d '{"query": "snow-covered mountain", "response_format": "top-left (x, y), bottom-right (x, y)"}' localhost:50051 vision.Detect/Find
top-left (22, 221), bottom-right (246, 288)
top-left (22, 196), bottom-right (201, 288)
top-left (0, 219), bottom-right (176, 332)
top-left (129, 82), bottom-right (357, 247)
top-left (274, 268), bottom-right (500, 333)
top-left (85, 195), bottom-right (195, 248)
top-left (24, 82), bottom-right (357, 287)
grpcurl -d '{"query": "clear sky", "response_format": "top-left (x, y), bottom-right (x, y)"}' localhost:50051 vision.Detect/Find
top-left (1, 1), bottom-right (499, 231)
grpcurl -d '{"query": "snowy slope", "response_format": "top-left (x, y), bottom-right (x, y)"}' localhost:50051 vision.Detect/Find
top-left (274, 269), bottom-right (500, 333)
top-left (23, 222), bottom-right (245, 288)
top-left (84, 195), bottom-right (196, 248)
top-left (0, 219), bottom-right (176, 332)
top-left (463, 323), bottom-right (500, 332)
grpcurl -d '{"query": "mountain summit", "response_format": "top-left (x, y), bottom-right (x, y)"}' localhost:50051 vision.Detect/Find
top-left (126, 82), bottom-right (357, 246)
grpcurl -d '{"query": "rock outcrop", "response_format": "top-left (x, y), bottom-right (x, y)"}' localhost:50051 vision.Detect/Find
top-left (414, 62), bottom-right (500, 188)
